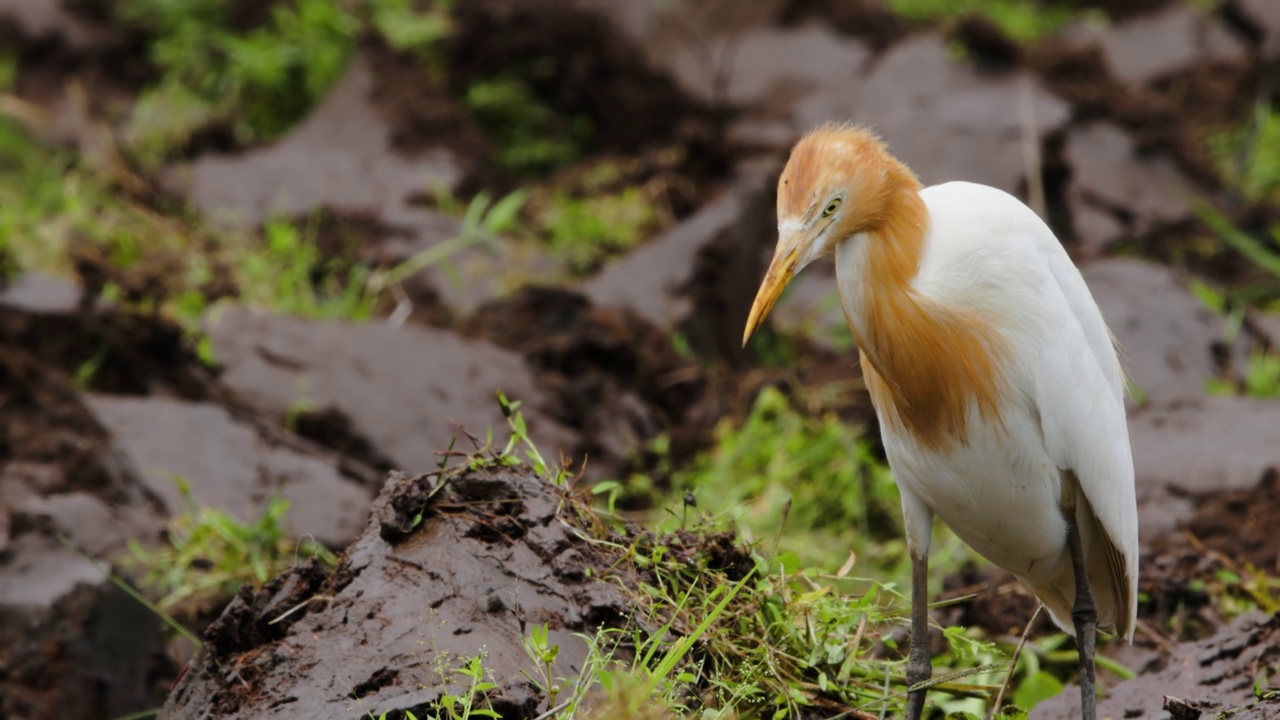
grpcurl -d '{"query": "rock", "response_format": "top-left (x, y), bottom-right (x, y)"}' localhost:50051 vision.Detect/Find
top-left (0, 544), bottom-right (173, 720)
top-left (1129, 396), bottom-right (1280, 540)
top-left (1076, 5), bottom-right (1249, 86)
top-left (159, 465), bottom-right (639, 720)
top-left (1033, 612), bottom-right (1280, 720)
top-left (692, 30), bottom-right (1068, 196)
top-left (664, 25), bottom-right (871, 113)
top-left (163, 52), bottom-right (462, 228)
top-left (0, 272), bottom-right (83, 314)
top-left (0, 0), bottom-right (119, 52)
top-left (462, 286), bottom-right (707, 479)
top-left (86, 396), bottom-right (374, 547)
top-left (1084, 258), bottom-right (1223, 403)
top-left (206, 306), bottom-right (571, 474)
top-left (1236, 0), bottom-right (1280, 59)
top-left (850, 35), bottom-right (1070, 194)
top-left (581, 169), bottom-right (775, 362)
top-left (1065, 122), bottom-right (1202, 251)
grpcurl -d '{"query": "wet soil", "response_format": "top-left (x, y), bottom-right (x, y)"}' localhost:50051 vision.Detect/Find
top-left (159, 464), bottom-right (645, 720)
top-left (3, 0), bottom-right (1280, 717)
top-left (0, 343), bottom-right (174, 720)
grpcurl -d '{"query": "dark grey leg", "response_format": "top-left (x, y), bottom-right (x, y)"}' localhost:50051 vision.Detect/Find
top-left (1067, 518), bottom-right (1098, 720)
top-left (904, 552), bottom-right (931, 720)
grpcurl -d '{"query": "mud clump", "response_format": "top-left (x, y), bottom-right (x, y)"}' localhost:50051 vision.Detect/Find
top-left (462, 286), bottom-right (709, 478)
top-left (1035, 612), bottom-right (1280, 719)
top-left (0, 347), bottom-right (174, 720)
top-left (1140, 468), bottom-right (1280, 636)
top-left (160, 464), bottom-right (642, 720)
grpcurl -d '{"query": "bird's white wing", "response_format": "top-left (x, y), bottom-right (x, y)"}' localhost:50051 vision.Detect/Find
top-left (1030, 227), bottom-right (1139, 640)
top-left (917, 181), bottom-right (1139, 637)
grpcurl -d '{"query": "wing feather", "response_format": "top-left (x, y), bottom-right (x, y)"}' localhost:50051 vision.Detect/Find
top-left (1033, 230), bottom-right (1139, 640)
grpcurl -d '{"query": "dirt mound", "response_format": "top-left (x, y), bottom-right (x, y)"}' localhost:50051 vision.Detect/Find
top-left (445, 0), bottom-right (729, 179)
top-left (462, 285), bottom-right (708, 477)
top-left (1034, 612), bottom-right (1280, 719)
top-left (1140, 468), bottom-right (1280, 637)
top-left (159, 463), bottom-right (641, 720)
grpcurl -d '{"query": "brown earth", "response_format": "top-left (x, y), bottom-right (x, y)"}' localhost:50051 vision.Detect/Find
top-left (158, 463), bottom-right (648, 720)
top-left (2, 0), bottom-right (1280, 718)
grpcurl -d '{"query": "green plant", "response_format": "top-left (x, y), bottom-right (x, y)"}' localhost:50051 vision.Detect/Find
top-left (522, 625), bottom-right (566, 711)
top-left (569, 520), bottom-right (1008, 718)
top-left (465, 74), bottom-right (590, 175)
top-left (1208, 350), bottom-right (1280, 398)
top-left (377, 188), bottom-right (528, 300)
top-left (373, 654), bottom-right (500, 720)
top-left (885, 0), bottom-right (1088, 43)
top-left (239, 217), bottom-right (380, 321)
top-left (493, 389), bottom-right (570, 483)
top-left (1187, 556), bottom-right (1280, 620)
top-left (531, 185), bottom-right (657, 274)
top-left (659, 386), bottom-right (913, 575)
top-left (126, 489), bottom-right (335, 613)
top-left (1208, 106), bottom-right (1280, 203)
top-left (119, 0), bottom-right (453, 165)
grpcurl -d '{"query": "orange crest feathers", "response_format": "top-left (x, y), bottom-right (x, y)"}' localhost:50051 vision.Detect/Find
top-left (781, 123), bottom-right (1010, 450)
top-left (777, 123), bottom-right (921, 236)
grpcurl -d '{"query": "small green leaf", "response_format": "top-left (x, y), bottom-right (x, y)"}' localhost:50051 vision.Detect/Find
top-left (1014, 670), bottom-right (1064, 710)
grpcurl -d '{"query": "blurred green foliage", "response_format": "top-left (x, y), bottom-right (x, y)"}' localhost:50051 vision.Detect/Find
top-left (126, 490), bottom-right (334, 614)
top-left (886, 0), bottom-right (1087, 42)
top-left (119, 0), bottom-right (451, 165)
top-left (672, 386), bottom-right (905, 573)
top-left (532, 185), bottom-right (656, 274)
top-left (606, 386), bottom-right (978, 582)
top-left (465, 73), bottom-right (591, 175)
top-left (1208, 106), bottom-right (1280, 203)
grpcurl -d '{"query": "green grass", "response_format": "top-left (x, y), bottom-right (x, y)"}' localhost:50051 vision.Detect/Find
top-left (529, 184), bottom-right (657, 275)
top-left (606, 386), bottom-right (975, 581)
top-left (579, 389), bottom-right (1045, 717)
top-left (465, 74), bottom-right (590, 176)
top-left (125, 490), bottom-right (334, 617)
top-left (1207, 350), bottom-right (1280, 398)
top-left (1207, 106), bottom-right (1280, 204)
top-left (0, 115), bottom-right (502, 360)
top-left (118, 0), bottom-right (451, 166)
top-left (885, 0), bottom-right (1088, 43)
top-left (373, 655), bottom-right (501, 720)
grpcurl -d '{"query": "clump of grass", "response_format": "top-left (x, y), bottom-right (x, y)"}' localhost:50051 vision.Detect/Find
top-left (885, 0), bottom-right (1087, 43)
top-left (0, 115), bottom-right (498, 360)
top-left (626, 386), bottom-right (910, 575)
top-left (528, 184), bottom-right (657, 274)
top-left (118, 0), bottom-right (452, 165)
top-left (1207, 106), bottom-right (1280, 204)
top-left (1207, 350), bottom-right (1280, 398)
top-left (374, 654), bottom-right (501, 720)
top-left (554, 512), bottom-right (1014, 718)
top-left (464, 73), bottom-right (592, 176)
top-left (125, 490), bottom-right (334, 616)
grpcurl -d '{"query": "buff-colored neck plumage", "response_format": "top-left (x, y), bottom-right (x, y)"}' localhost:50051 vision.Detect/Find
top-left (781, 124), bottom-right (1010, 450)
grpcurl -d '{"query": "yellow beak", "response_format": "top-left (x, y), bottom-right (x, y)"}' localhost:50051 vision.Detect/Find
top-left (742, 238), bottom-right (803, 347)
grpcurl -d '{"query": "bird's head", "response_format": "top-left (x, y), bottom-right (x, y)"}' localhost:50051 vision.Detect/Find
top-left (742, 123), bottom-right (919, 346)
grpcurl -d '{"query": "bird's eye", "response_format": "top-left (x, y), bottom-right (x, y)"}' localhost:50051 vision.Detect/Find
top-left (822, 197), bottom-right (842, 217)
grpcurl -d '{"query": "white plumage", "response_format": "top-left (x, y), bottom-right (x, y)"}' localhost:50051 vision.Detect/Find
top-left (741, 123), bottom-right (1138, 720)
top-left (837, 181), bottom-right (1138, 640)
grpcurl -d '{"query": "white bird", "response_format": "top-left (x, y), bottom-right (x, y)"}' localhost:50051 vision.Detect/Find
top-left (741, 122), bottom-right (1138, 720)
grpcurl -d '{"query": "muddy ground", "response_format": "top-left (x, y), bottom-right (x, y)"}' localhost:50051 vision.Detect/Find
top-left (2, 0), bottom-right (1280, 718)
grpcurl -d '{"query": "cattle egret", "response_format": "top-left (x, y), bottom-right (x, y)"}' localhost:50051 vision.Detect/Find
top-left (742, 123), bottom-right (1138, 720)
